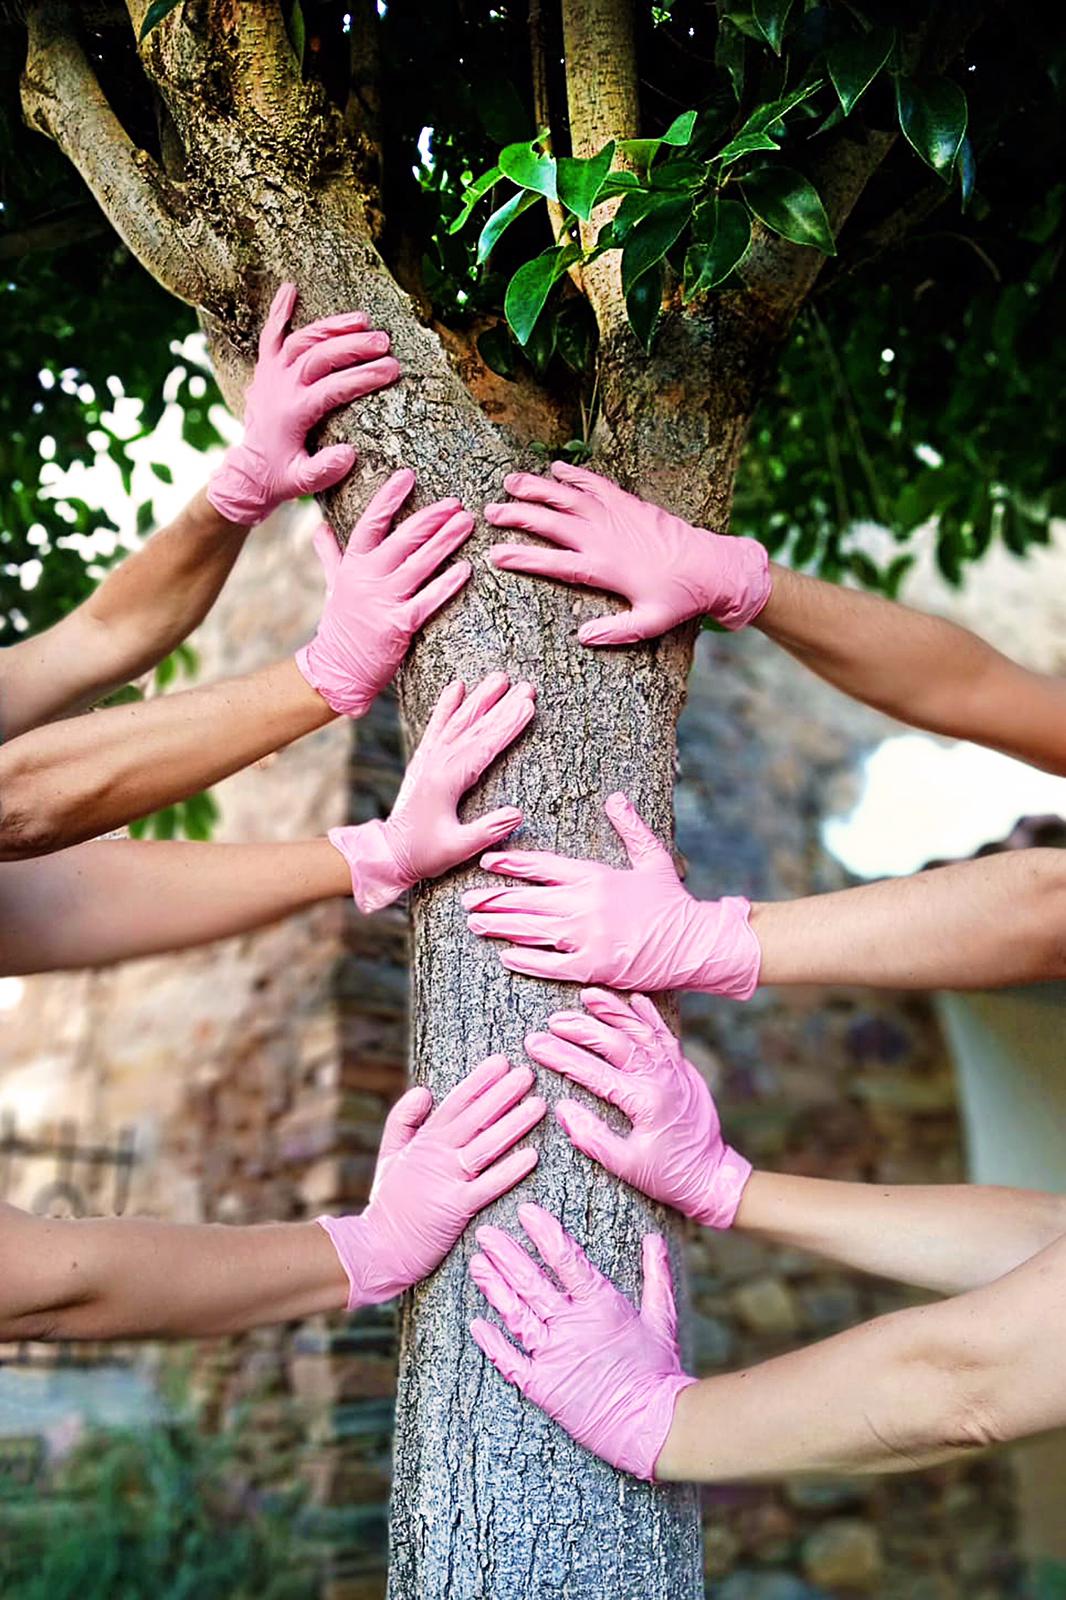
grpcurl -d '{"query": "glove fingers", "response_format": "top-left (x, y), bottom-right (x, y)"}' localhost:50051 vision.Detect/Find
top-left (470, 1313), bottom-right (536, 1386)
top-left (296, 445), bottom-right (357, 497)
top-left (467, 1143), bottom-right (538, 1212)
top-left (442, 670), bottom-right (512, 739)
top-left (259, 282), bottom-right (297, 359)
top-left (475, 1222), bottom-right (564, 1319)
top-left (311, 521), bottom-right (344, 584)
top-left (525, 1031), bottom-right (623, 1102)
top-left (302, 357), bottom-right (401, 427)
top-left (543, 1007), bottom-right (640, 1071)
top-left (466, 911), bottom-right (560, 948)
top-left (347, 468), bottom-right (417, 554)
top-left (447, 1063), bottom-right (536, 1146)
top-left (461, 1096), bottom-right (546, 1177)
top-left (455, 810), bottom-right (525, 861)
top-left (574, 988), bottom-right (657, 1052)
top-left (298, 329), bottom-right (392, 385)
top-left (375, 1085), bottom-right (433, 1167)
top-left (500, 470), bottom-right (590, 514)
top-left (639, 1233), bottom-right (680, 1350)
top-left (461, 884), bottom-right (559, 916)
top-left (282, 309), bottom-right (372, 363)
top-left (518, 1202), bottom-right (604, 1300)
top-left (578, 605), bottom-right (664, 647)
top-left (417, 679), bottom-right (468, 746)
top-left (549, 459), bottom-right (616, 497)
top-left (500, 947), bottom-right (578, 982)
top-left (474, 850), bottom-right (587, 887)
top-left (555, 1100), bottom-right (632, 1179)
top-left (484, 499), bottom-right (583, 548)
top-left (490, 543), bottom-right (605, 588)
top-left (469, 1255), bottom-right (548, 1354)
top-left (604, 791), bottom-right (667, 869)
top-left (404, 560), bottom-right (472, 633)
top-left (432, 1053), bottom-right (511, 1130)
top-left (395, 511), bottom-right (475, 595)
top-left (451, 684), bottom-right (536, 787)
top-left (627, 991), bottom-right (674, 1041)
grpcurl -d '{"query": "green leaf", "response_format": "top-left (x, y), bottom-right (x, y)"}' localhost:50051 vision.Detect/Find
top-left (499, 139), bottom-right (558, 200)
top-left (477, 189), bottom-right (539, 263)
top-left (957, 134), bottom-right (976, 211)
top-left (684, 199), bottom-right (752, 297)
top-left (155, 652), bottom-right (176, 689)
top-left (150, 461), bottom-right (173, 484)
top-left (662, 110), bottom-right (698, 146)
top-left (598, 172), bottom-right (645, 198)
top-left (626, 263), bottom-right (664, 353)
top-left (753, 0), bottom-right (793, 54)
top-left (135, 499), bottom-right (154, 536)
top-left (139, 0), bottom-right (181, 39)
top-left (716, 79), bottom-right (824, 166)
top-left (555, 298), bottom-right (598, 375)
top-left (742, 165), bottom-right (836, 254)
top-left (827, 28), bottom-right (895, 117)
top-left (612, 186), bottom-right (688, 247)
top-left (556, 141), bottom-right (615, 221)
top-left (286, 0), bottom-right (306, 67)
top-left (715, 19), bottom-right (746, 101)
top-left (896, 76), bottom-right (968, 181)
top-left (449, 167), bottom-right (502, 234)
top-left (476, 325), bottom-right (519, 380)
top-left (504, 246), bottom-right (579, 345)
top-left (621, 197), bottom-right (693, 294)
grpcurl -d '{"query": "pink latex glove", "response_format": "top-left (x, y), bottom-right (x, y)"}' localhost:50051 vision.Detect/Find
top-left (296, 469), bottom-right (472, 717)
top-left (462, 791), bottom-right (761, 997)
top-left (485, 461), bottom-right (771, 643)
top-left (329, 672), bottom-right (535, 913)
top-left (527, 988), bottom-right (752, 1228)
top-left (206, 283), bottom-right (399, 525)
top-left (319, 1056), bottom-right (545, 1309)
top-left (469, 1202), bottom-right (696, 1481)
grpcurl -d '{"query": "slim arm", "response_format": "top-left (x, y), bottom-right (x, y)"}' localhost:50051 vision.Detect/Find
top-left (656, 1232), bottom-right (1066, 1483)
top-left (750, 849), bottom-right (1066, 990)
top-left (736, 1171), bottom-right (1066, 1297)
top-left (0, 658), bottom-right (334, 859)
top-left (0, 1202), bottom-right (347, 1341)
top-left (0, 838), bottom-right (350, 975)
top-left (756, 565), bottom-right (1066, 776)
top-left (0, 490), bottom-right (249, 740)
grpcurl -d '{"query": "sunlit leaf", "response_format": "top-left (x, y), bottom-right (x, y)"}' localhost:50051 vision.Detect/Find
top-left (742, 165), bottom-right (836, 254)
top-left (556, 142), bottom-right (615, 221)
top-left (827, 28), bottom-right (894, 117)
top-left (896, 76), bottom-right (968, 180)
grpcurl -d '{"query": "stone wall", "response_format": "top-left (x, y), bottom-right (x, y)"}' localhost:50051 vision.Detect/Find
top-left (5, 509), bottom-right (1057, 1595)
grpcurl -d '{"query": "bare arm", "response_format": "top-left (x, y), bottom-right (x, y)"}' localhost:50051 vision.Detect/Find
top-left (0, 489), bottom-right (249, 740)
top-left (0, 838), bottom-right (350, 974)
top-left (657, 1233), bottom-right (1066, 1483)
top-left (0, 658), bottom-right (334, 859)
top-left (750, 849), bottom-right (1066, 990)
top-left (0, 1203), bottom-right (347, 1341)
top-left (736, 1170), bottom-right (1066, 1297)
top-left (757, 565), bottom-right (1066, 776)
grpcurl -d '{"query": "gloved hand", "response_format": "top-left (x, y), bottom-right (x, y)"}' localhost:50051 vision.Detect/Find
top-left (206, 282), bottom-right (399, 525)
top-left (329, 672), bottom-right (535, 913)
top-left (462, 791), bottom-right (761, 997)
top-left (296, 469), bottom-right (472, 717)
top-left (527, 988), bottom-right (752, 1229)
top-left (469, 1202), bottom-right (696, 1481)
top-left (485, 461), bottom-right (771, 643)
top-left (319, 1056), bottom-right (546, 1309)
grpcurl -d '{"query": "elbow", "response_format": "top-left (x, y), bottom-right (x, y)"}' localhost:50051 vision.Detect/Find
top-left (0, 749), bottom-right (76, 860)
top-left (890, 1312), bottom-right (1011, 1466)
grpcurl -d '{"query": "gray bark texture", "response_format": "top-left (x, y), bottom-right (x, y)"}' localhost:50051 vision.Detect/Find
top-left (19, 5), bottom-right (892, 1594)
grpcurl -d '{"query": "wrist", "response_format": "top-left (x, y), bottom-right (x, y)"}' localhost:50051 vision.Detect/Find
top-left (327, 819), bottom-right (412, 913)
top-left (186, 484), bottom-right (249, 544)
top-left (687, 1144), bottom-right (754, 1230)
top-left (686, 894), bottom-right (762, 999)
top-left (652, 1376), bottom-right (702, 1483)
top-left (205, 444), bottom-right (272, 527)
top-left (295, 639), bottom-right (375, 720)
top-left (696, 531), bottom-right (772, 631)
top-left (315, 1211), bottom-right (395, 1312)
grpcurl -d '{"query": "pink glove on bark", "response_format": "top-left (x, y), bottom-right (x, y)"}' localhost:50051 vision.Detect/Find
top-left (206, 282), bottom-right (399, 525)
top-left (485, 461), bottom-right (771, 643)
top-left (319, 1056), bottom-right (545, 1310)
top-left (296, 469), bottom-right (472, 717)
top-left (462, 791), bottom-right (761, 997)
top-left (329, 673), bottom-right (535, 913)
top-left (527, 988), bottom-right (752, 1228)
top-left (469, 1203), bottom-right (696, 1481)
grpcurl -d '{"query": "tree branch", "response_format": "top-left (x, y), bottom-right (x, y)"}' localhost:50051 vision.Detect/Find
top-left (560, 0), bottom-right (639, 334)
top-left (21, 0), bottom-right (235, 307)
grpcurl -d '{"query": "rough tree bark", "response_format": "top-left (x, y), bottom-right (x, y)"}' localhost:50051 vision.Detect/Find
top-left (20, 4), bottom-right (893, 1594)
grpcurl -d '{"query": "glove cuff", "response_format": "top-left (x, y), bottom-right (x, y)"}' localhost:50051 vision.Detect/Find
top-left (688, 895), bottom-right (762, 1000)
top-left (700, 533), bottom-right (772, 631)
top-left (316, 1213), bottom-right (376, 1313)
top-left (643, 1373), bottom-right (701, 1483)
top-left (205, 445), bottom-right (271, 527)
top-left (328, 819), bottom-right (411, 914)
top-left (295, 640), bottom-right (374, 720)
top-left (689, 1145), bottom-right (754, 1231)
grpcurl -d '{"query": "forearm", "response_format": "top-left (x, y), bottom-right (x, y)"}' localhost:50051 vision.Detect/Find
top-left (0, 1209), bottom-right (347, 1341)
top-left (0, 837), bottom-right (351, 975)
top-left (749, 851), bottom-right (1066, 989)
top-left (756, 565), bottom-right (1066, 775)
top-left (735, 1171), bottom-right (1066, 1295)
top-left (657, 1234), bottom-right (1066, 1483)
top-left (0, 658), bottom-right (334, 859)
top-left (0, 489), bottom-right (247, 738)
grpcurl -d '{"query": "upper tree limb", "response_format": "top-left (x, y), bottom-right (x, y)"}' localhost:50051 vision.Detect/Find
top-left (0, 657), bottom-right (333, 858)
top-left (657, 1234), bottom-right (1066, 1482)
top-left (756, 565), bottom-right (1066, 776)
top-left (751, 849), bottom-right (1066, 990)
top-left (531, 989), bottom-right (1066, 1296)
top-left (0, 490), bottom-right (249, 740)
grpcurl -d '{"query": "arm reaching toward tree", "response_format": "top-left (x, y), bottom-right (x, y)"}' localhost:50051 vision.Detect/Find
top-left (0, 1058), bottom-right (543, 1342)
top-left (0, 284), bottom-right (398, 743)
top-left (470, 1206), bottom-right (1066, 1486)
top-left (0, 674), bottom-right (534, 974)
top-left (486, 463), bottom-right (1066, 775)
top-left (0, 472), bottom-right (473, 859)
top-left (465, 795), bottom-right (1066, 994)
top-left (530, 988), bottom-right (1066, 1295)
